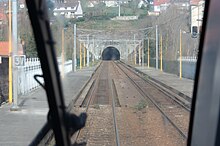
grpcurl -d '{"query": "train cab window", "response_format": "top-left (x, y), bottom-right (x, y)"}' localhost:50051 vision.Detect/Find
top-left (2, 0), bottom-right (219, 146)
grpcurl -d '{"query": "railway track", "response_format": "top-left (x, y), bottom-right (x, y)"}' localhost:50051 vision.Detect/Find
top-left (71, 61), bottom-right (189, 146)
top-left (115, 61), bottom-right (189, 139)
top-left (123, 62), bottom-right (192, 105)
top-left (73, 61), bottom-right (120, 146)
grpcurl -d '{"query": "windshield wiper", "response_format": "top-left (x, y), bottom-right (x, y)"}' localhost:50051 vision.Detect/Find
top-left (25, 0), bottom-right (87, 145)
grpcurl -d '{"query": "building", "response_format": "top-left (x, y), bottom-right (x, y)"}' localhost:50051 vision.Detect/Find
top-left (190, 0), bottom-right (205, 35)
top-left (138, 0), bottom-right (148, 8)
top-left (172, 0), bottom-right (190, 10)
top-left (53, 1), bottom-right (83, 18)
top-left (154, 0), bottom-right (189, 13)
top-left (154, 0), bottom-right (170, 13)
top-left (87, 0), bottom-right (129, 8)
top-left (0, 42), bottom-right (9, 58)
top-left (87, 0), bottom-right (100, 7)
top-left (104, 0), bottom-right (118, 7)
top-left (0, 12), bottom-right (7, 25)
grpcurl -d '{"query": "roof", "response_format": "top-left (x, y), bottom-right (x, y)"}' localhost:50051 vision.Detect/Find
top-left (0, 13), bottom-right (7, 21)
top-left (0, 42), bottom-right (9, 56)
top-left (54, 1), bottom-right (79, 8)
top-left (190, 0), bottom-right (203, 5)
top-left (154, 0), bottom-right (170, 6)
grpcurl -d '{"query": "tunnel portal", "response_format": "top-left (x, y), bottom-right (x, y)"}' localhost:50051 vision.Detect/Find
top-left (101, 46), bottom-right (120, 60)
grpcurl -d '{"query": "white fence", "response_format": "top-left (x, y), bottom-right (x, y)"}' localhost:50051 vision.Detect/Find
top-left (17, 58), bottom-right (72, 95)
top-left (178, 56), bottom-right (197, 62)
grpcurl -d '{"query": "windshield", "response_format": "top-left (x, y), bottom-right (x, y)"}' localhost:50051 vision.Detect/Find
top-left (0, 0), bottom-right (205, 145)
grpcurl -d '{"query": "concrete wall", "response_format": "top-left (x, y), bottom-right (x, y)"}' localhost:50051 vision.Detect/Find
top-left (148, 58), bottom-right (196, 80)
top-left (111, 16), bottom-right (139, 20)
top-left (181, 61), bottom-right (196, 79)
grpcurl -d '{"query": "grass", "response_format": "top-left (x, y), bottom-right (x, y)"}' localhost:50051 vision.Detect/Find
top-left (135, 100), bottom-right (148, 111)
top-left (75, 6), bottom-right (150, 30)
top-left (93, 104), bottom-right (100, 109)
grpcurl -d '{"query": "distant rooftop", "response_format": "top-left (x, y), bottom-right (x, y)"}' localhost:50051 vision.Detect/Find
top-left (0, 41), bottom-right (9, 57)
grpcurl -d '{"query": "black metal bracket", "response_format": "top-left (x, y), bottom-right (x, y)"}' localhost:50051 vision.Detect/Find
top-left (34, 74), bottom-right (45, 89)
top-left (25, 0), bottom-right (87, 145)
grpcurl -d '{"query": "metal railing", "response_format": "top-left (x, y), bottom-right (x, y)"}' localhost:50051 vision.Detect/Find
top-left (17, 58), bottom-right (72, 95)
top-left (178, 56), bottom-right (197, 62)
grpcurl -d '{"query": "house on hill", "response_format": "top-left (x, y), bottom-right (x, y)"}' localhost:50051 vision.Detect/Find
top-left (87, 0), bottom-right (129, 8)
top-left (53, 1), bottom-right (83, 18)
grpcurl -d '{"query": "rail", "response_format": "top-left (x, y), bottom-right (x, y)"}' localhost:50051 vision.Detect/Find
top-left (116, 61), bottom-right (188, 139)
top-left (74, 61), bottom-right (120, 146)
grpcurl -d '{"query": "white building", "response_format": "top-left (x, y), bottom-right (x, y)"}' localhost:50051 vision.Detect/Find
top-left (154, 0), bottom-right (170, 13)
top-left (104, 0), bottom-right (118, 7)
top-left (138, 0), bottom-right (148, 8)
top-left (53, 1), bottom-right (83, 18)
top-left (87, 0), bottom-right (129, 8)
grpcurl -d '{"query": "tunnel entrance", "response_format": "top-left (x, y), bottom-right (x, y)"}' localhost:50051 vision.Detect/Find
top-left (101, 46), bottom-right (120, 60)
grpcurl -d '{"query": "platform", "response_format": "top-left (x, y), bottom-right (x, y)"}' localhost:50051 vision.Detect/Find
top-left (135, 66), bottom-right (194, 98)
top-left (0, 67), bottom-right (96, 146)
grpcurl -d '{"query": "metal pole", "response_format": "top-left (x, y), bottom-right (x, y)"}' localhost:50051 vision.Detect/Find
top-left (118, 0), bottom-right (121, 17)
top-left (92, 36), bottom-right (95, 64)
top-left (156, 25), bottom-right (158, 69)
top-left (142, 39), bottom-right (144, 67)
top-left (198, 4), bottom-right (199, 34)
top-left (80, 43), bottom-right (82, 69)
top-left (61, 29), bottom-right (65, 78)
top-left (166, 33), bottom-right (168, 51)
top-left (139, 42), bottom-right (141, 66)
top-left (8, 0), bottom-right (12, 104)
top-left (72, 24), bottom-right (76, 72)
top-left (160, 34), bottom-right (163, 71)
top-left (180, 29), bottom-right (182, 79)
top-left (129, 47), bottom-right (131, 63)
top-left (87, 35), bottom-right (89, 67)
top-left (148, 38), bottom-right (150, 68)
top-left (134, 34), bottom-right (136, 65)
top-left (83, 43), bottom-right (86, 67)
top-left (120, 48), bottom-right (122, 59)
top-left (11, 0), bottom-right (19, 110)
top-left (126, 41), bottom-right (128, 62)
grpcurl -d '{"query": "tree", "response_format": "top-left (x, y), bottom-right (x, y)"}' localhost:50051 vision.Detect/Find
top-left (47, 0), bottom-right (55, 17)
top-left (128, 0), bottom-right (139, 14)
top-left (20, 32), bottom-right (38, 58)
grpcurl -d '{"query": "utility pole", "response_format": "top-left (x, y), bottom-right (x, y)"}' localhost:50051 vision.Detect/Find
top-left (142, 39), bottom-right (144, 67)
top-left (134, 34), bottom-right (136, 65)
top-left (129, 47), bottom-right (131, 63)
top-left (118, 0), bottom-right (121, 17)
top-left (148, 38), bottom-right (150, 68)
top-left (156, 25), bottom-right (158, 69)
top-left (87, 35), bottom-right (89, 67)
top-left (160, 34), bottom-right (163, 71)
top-left (139, 42), bottom-right (141, 66)
top-left (179, 29), bottom-right (182, 79)
top-left (92, 36), bottom-right (95, 64)
top-left (11, 0), bottom-right (19, 110)
top-left (83, 43), bottom-right (86, 67)
top-left (80, 43), bottom-right (82, 69)
top-left (61, 29), bottom-right (65, 78)
top-left (8, 0), bottom-right (12, 104)
top-left (72, 24), bottom-right (76, 72)
top-left (126, 41), bottom-right (128, 62)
